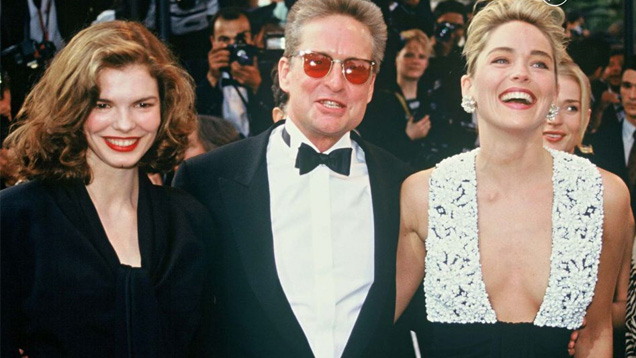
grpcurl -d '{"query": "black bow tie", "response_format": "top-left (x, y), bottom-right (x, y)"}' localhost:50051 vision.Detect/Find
top-left (295, 143), bottom-right (352, 176)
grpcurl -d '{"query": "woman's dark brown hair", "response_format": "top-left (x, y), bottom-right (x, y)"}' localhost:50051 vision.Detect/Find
top-left (5, 21), bottom-right (196, 183)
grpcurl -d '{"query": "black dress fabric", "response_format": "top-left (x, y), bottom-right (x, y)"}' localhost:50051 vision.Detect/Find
top-left (1, 174), bottom-right (213, 357)
top-left (420, 321), bottom-right (571, 358)
top-left (358, 84), bottom-right (432, 169)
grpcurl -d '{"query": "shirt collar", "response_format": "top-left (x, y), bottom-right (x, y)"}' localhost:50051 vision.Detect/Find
top-left (622, 114), bottom-right (636, 140)
top-left (284, 118), bottom-right (352, 155)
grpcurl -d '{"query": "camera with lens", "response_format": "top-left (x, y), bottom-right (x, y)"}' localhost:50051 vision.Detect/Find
top-left (226, 32), bottom-right (260, 68)
top-left (434, 21), bottom-right (459, 43)
top-left (1, 39), bottom-right (56, 71)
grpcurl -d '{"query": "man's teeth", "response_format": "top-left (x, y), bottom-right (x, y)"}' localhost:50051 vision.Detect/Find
top-left (321, 100), bottom-right (343, 108)
top-left (501, 91), bottom-right (533, 104)
top-left (106, 138), bottom-right (137, 146)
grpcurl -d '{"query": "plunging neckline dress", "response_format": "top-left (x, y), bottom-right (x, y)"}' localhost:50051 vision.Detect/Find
top-left (422, 148), bottom-right (604, 358)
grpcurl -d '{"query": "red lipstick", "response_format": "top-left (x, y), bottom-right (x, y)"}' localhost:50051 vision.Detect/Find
top-left (103, 137), bottom-right (140, 152)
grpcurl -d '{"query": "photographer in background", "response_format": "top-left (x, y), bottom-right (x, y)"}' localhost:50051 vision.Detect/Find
top-left (358, 29), bottom-right (435, 170)
top-left (1, 0), bottom-right (62, 122)
top-left (431, 0), bottom-right (465, 59)
top-left (422, 0), bottom-right (476, 161)
top-left (196, 7), bottom-right (274, 137)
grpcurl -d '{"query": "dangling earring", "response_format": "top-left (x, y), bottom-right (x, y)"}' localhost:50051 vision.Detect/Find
top-left (546, 103), bottom-right (559, 122)
top-left (461, 96), bottom-right (476, 113)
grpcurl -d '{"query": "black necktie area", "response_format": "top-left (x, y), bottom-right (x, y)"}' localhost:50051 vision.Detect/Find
top-left (295, 143), bottom-right (352, 176)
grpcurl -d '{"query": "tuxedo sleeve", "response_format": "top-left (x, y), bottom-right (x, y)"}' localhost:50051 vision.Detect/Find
top-left (172, 160), bottom-right (196, 194)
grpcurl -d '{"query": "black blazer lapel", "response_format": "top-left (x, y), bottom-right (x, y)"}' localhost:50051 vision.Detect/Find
top-left (219, 123), bottom-right (314, 355)
top-left (46, 181), bottom-right (122, 273)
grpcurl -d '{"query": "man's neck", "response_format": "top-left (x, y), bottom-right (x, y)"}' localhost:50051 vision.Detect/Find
top-left (207, 71), bottom-right (219, 88)
top-left (285, 118), bottom-right (350, 153)
top-left (434, 42), bottom-right (454, 57)
top-left (626, 115), bottom-right (636, 128)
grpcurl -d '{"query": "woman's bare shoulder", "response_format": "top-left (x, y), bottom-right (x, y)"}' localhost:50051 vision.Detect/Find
top-left (402, 168), bottom-right (434, 201)
top-left (598, 168), bottom-right (634, 240)
top-left (599, 169), bottom-right (631, 213)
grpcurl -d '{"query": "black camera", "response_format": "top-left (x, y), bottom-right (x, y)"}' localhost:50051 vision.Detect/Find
top-left (1, 39), bottom-right (56, 71)
top-left (226, 32), bottom-right (260, 67)
top-left (434, 22), bottom-right (459, 42)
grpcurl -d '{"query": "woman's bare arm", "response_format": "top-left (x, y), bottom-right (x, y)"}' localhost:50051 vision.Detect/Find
top-left (395, 170), bottom-right (431, 322)
top-left (613, 233), bottom-right (634, 329)
top-left (575, 170), bottom-right (635, 357)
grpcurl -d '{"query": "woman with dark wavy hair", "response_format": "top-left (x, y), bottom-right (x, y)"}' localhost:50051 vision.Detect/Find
top-left (1, 21), bottom-right (212, 357)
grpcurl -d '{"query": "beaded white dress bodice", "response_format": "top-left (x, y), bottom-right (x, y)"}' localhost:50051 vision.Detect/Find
top-left (425, 148), bottom-right (604, 330)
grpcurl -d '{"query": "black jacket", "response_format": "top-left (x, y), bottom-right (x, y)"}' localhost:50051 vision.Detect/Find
top-left (1, 175), bottom-right (213, 357)
top-left (173, 121), bottom-right (414, 357)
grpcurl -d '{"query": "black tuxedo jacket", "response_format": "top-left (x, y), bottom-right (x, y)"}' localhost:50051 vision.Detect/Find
top-left (588, 114), bottom-right (636, 216)
top-left (173, 121), bottom-right (413, 357)
top-left (589, 112), bottom-right (628, 182)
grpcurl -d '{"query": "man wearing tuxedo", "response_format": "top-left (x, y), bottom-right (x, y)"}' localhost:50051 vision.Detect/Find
top-left (589, 58), bottom-right (636, 215)
top-left (173, 0), bottom-right (415, 356)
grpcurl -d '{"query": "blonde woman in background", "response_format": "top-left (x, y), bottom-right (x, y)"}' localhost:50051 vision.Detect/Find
top-left (358, 29), bottom-right (435, 169)
top-left (542, 58), bottom-right (634, 357)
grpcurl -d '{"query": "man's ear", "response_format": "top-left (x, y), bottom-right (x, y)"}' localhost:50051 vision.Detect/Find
top-left (209, 35), bottom-right (215, 48)
top-left (278, 57), bottom-right (291, 93)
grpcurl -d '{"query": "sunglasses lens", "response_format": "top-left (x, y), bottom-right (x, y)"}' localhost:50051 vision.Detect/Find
top-left (300, 52), bottom-right (372, 84)
top-left (303, 52), bottom-right (332, 78)
top-left (343, 59), bottom-right (372, 84)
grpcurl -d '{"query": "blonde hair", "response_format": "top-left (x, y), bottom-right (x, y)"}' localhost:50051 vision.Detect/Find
top-left (284, 0), bottom-right (387, 72)
top-left (463, 0), bottom-right (566, 77)
top-left (558, 57), bottom-right (593, 154)
top-left (398, 29), bottom-right (433, 57)
top-left (6, 21), bottom-right (196, 183)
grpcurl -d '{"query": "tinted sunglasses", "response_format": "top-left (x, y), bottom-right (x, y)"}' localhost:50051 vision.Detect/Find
top-left (291, 50), bottom-right (376, 85)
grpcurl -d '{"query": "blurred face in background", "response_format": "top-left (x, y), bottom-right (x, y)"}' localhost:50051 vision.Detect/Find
top-left (436, 12), bottom-right (465, 45)
top-left (211, 15), bottom-right (252, 49)
top-left (543, 75), bottom-right (587, 153)
top-left (621, 69), bottom-right (636, 126)
top-left (604, 54), bottom-right (624, 87)
top-left (396, 39), bottom-right (429, 82)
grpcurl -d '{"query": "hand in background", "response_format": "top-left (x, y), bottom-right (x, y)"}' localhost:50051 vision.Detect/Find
top-left (406, 114), bottom-right (431, 141)
top-left (207, 47), bottom-right (231, 87)
top-left (567, 317), bottom-right (587, 356)
top-left (230, 57), bottom-right (262, 94)
top-left (0, 86), bottom-right (11, 120)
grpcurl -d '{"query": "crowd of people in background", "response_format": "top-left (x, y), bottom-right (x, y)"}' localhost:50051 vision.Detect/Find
top-left (1, 0), bottom-right (635, 357)
top-left (0, 0), bottom-right (630, 178)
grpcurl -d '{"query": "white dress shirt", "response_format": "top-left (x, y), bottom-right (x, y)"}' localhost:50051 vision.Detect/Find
top-left (266, 120), bottom-right (375, 358)
top-left (27, 0), bottom-right (64, 52)
top-left (221, 73), bottom-right (250, 137)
